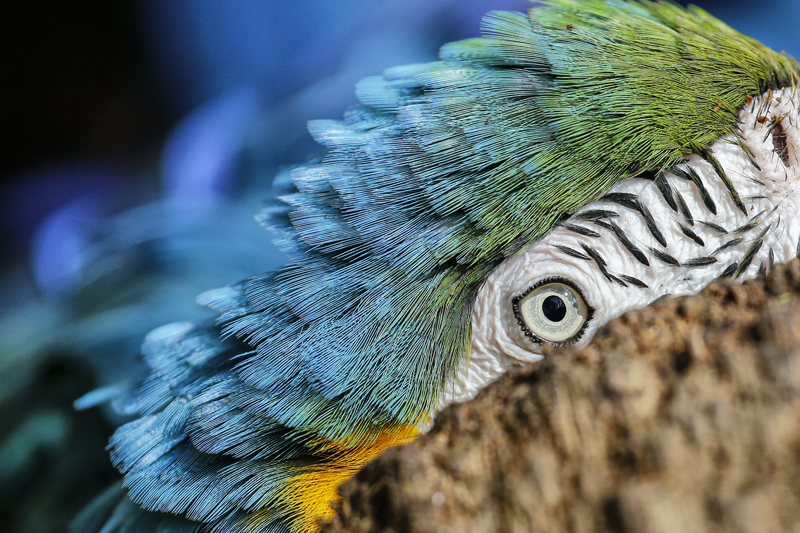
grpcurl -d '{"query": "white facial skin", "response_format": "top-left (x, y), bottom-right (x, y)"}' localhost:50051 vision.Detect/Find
top-left (440, 88), bottom-right (800, 408)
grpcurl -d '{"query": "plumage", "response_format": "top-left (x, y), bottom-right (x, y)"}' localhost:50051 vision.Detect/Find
top-left (73, 2), bottom-right (800, 532)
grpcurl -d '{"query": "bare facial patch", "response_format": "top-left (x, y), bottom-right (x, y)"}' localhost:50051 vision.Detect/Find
top-left (438, 88), bottom-right (800, 409)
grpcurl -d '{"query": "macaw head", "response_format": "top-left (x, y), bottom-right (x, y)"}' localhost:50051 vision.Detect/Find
top-left (82, 2), bottom-right (800, 533)
top-left (227, 0), bottom-right (799, 436)
top-left (464, 84), bottom-right (800, 403)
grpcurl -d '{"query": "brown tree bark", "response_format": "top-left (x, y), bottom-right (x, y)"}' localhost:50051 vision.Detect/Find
top-left (324, 260), bottom-right (800, 533)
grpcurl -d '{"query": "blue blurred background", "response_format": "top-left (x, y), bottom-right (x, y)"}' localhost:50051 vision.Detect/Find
top-left (0, 1), bottom-right (797, 531)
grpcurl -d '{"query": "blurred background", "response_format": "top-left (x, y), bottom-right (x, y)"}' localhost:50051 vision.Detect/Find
top-left (0, 1), bottom-right (797, 531)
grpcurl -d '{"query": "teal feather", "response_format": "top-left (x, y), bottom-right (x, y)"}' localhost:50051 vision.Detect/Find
top-left (75, 2), bottom-right (799, 532)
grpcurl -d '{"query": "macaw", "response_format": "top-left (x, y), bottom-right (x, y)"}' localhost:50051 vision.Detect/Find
top-left (73, 1), bottom-right (800, 532)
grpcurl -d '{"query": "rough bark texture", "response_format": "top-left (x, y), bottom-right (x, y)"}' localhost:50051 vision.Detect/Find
top-left (324, 260), bottom-right (800, 533)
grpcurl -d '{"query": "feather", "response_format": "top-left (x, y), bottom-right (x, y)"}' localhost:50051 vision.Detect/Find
top-left (76, 2), bottom-right (799, 532)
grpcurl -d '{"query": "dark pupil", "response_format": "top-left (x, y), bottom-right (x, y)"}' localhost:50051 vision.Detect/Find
top-left (542, 295), bottom-right (567, 322)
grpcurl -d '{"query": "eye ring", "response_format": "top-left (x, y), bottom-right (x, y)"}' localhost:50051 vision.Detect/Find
top-left (511, 276), bottom-right (595, 346)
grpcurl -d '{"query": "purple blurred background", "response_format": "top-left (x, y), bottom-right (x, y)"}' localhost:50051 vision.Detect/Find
top-left (0, 1), bottom-right (797, 532)
top-left (1, 0), bottom-right (797, 299)
top-left (1, 0), bottom-right (529, 293)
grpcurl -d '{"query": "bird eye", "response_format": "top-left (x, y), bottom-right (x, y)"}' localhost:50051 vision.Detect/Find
top-left (512, 278), bottom-right (593, 345)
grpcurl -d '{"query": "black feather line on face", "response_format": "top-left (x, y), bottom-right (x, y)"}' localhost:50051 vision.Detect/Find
top-left (605, 273), bottom-right (629, 287)
top-left (553, 244), bottom-right (591, 261)
top-left (699, 221), bottom-right (728, 234)
top-left (600, 192), bottom-right (639, 208)
top-left (573, 209), bottom-right (620, 221)
top-left (604, 220), bottom-right (650, 266)
top-left (648, 246), bottom-right (680, 267)
top-left (590, 219), bottom-right (613, 232)
top-left (581, 241), bottom-right (630, 285)
top-left (712, 237), bottom-right (744, 256)
top-left (733, 132), bottom-right (762, 171)
top-left (670, 165), bottom-right (717, 215)
top-left (683, 256), bottom-right (718, 267)
top-left (736, 238), bottom-right (764, 278)
top-left (580, 243), bottom-right (607, 267)
top-left (594, 192), bottom-right (667, 247)
top-left (733, 221), bottom-right (758, 234)
top-left (674, 190), bottom-right (694, 226)
top-left (620, 275), bottom-right (648, 288)
top-left (560, 222), bottom-right (601, 238)
top-left (719, 262), bottom-right (739, 279)
top-left (653, 174), bottom-right (678, 212)
top-left (678, 223), bottom-right (705, 246)
top-left (701, 149), bottom-right (747, 215)
top-left (632, 199), bottom-right (667, 247)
